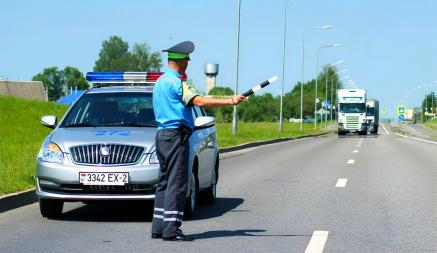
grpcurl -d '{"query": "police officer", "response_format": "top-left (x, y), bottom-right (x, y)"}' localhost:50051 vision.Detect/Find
top-left (151, 41), bottom-right (245, 241)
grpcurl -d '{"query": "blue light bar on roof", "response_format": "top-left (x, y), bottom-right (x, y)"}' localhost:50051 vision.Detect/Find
top-left (86, 72), bottom-right (163, 83)
top-left (86, 72), bottom-right (124, 82)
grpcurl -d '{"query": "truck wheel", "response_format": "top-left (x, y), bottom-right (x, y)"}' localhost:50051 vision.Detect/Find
top-left (373, 126), bottom-right (378, 134)
top-left (338, 131), bottom-right (345, 136)
top-left (39, 199), bottom-right (63, 218)
top-left (184, 172), bottom-right (199, 219)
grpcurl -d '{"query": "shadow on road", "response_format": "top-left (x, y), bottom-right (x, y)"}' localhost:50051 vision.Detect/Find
top-left (189, 197), bottom-right (244, 221)
top-left (55, 197), bottom-right (244, 222)
top-left (337, 133), bottom-right (379, 139)
top-left (57, 200), bottom-right (155, 222)
top-left (191, 229), bottom-right (312, 240)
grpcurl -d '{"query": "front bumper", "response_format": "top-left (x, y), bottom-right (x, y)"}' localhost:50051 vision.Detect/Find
top-left (36, 159), bottom-right (159, 201)
top-left (338, 123), bottom-right (367, 133)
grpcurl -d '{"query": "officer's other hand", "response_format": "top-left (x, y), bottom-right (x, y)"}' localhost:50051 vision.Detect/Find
top-left (230, 95), bottom-right (246, 105)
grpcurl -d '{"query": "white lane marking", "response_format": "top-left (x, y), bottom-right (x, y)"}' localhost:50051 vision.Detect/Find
top-left (356, 144), bottom-right (361, 147)
top-left (347, 159), bottom-right (355, 164)
top-left (394, 133), bottom-right (437, 145)
top-left (381, 123), bottom-right (390, 135)
top-left (335, 178), bottom-right (348, 187)
top-left (353, 150), bottom-right (359, 153)
top-left (305, 231), bottom-right (330, 253)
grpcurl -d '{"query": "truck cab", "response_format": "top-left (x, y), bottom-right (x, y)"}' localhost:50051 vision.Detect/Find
top-left (337, 88), bottom-right (368, 135)
top-left (366, 99), bottom-right (379, 134)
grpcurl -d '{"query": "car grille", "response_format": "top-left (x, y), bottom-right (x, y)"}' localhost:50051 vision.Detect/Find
top-left (70, 144), bottom-right (144, 165)
top-left (346, 116), bottom-right (360, 129)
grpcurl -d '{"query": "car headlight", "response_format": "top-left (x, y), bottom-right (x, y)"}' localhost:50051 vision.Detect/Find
top-left (149, 150), bottom-right (159, 164)
top-left (38, 142), bottom-right (64, 164)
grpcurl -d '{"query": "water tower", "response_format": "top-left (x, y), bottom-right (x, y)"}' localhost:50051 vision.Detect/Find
top-left (204, 63), bottom-right (219, 94)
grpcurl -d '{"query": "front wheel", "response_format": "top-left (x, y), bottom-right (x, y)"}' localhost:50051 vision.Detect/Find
top-left (39, 199), bottom-right (63, 218)
top-left (184, 172), bottom-right (198, 219)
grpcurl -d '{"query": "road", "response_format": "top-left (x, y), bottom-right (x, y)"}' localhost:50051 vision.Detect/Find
top-left (1, 124), bottom-right (437, 253)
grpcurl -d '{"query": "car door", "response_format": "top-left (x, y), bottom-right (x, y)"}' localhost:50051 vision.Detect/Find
top-left (195, 107), bottom-right (216, 189)
top-left (190, 106), bottom-right (209, 189)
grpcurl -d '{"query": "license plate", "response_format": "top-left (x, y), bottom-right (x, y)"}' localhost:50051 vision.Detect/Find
top-left (79, 172), bottom-right (128, 186)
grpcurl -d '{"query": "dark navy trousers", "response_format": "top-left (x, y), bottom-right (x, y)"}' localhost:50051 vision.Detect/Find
top-left (151, 126), bottom-right (190, 237)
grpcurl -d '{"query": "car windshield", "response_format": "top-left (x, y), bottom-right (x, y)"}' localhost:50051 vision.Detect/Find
top-left (339, 103), bottom-right (366, 113)
top-left (366, 106), bottom-right (375, 116)
top-left (60, 92), bottom-right (157, 127)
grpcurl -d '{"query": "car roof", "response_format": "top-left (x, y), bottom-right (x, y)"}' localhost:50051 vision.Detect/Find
top-left (86, 86), bottom-right (154, 94)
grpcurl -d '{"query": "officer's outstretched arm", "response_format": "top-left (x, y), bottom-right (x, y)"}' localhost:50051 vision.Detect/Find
top-left (191, 95), bottom-right (246, 109)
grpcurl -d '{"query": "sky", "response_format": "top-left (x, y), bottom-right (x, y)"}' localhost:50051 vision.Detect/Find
top-left (1, 0), bottom-right (437, 117)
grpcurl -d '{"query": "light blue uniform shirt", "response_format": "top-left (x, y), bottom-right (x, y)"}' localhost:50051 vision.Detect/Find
top-left (153, 69), bottom-right (198, 130)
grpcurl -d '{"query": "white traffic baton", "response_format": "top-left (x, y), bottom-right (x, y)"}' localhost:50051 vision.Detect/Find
top-left (241, 76), bottom-right (278, 97)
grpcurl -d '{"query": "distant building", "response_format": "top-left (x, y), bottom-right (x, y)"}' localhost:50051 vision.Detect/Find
top-left (0, 80), bottom-right (47, 101)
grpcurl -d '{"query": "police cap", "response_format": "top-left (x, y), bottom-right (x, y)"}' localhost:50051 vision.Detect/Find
top-left (163, 41), bottom-right (195, 60)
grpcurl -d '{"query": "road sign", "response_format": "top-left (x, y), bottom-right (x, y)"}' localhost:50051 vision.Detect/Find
top-left (397, 105), bottom-right (407, 116)
top-left (399, 114), bottom-right (405, 121)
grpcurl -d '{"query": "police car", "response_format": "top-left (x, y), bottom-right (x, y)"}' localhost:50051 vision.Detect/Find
top-left (36, 72), bottom-right (219, 218)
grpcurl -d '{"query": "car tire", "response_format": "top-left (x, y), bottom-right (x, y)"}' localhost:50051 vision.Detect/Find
top-left (201, 156), bottom-right (219, 205)
top-left (39, 199), bottom-right (63, 218)
top-left (184, 172), bottom-right (198, 219)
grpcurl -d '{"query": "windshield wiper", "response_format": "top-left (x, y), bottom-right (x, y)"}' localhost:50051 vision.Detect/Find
top-left (63, 123), bottom-right (96, 128)
top-left (96, 122), bottom-right (157, 127)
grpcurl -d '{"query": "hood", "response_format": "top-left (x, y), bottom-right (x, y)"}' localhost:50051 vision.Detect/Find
top-left (50, 127), bottom-right (157, 153)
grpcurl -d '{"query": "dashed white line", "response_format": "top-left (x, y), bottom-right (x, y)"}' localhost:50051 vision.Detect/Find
top-left (353, 150), bottom-right (359, 153)
top-left (356, 144), bottom-right (361, 147)
top-left (305, 231), bottom-right (330, 253)
top-left (347, 159), bottom-right (355, 164)
top-left (335, 178), bottom-right (348, 187)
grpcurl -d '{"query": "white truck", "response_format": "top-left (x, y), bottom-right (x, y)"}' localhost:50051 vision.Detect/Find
top-left (366, 99), bottom-right (379, 134)
top-left (337, 88), bottom-right (368, 135)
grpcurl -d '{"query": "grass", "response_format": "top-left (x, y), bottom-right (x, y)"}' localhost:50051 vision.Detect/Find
top-left (0, 95), bottom-right (67, 195)
top-left (421, 118), bottom-right (437, 131)
top-left (216, 122), bottom-right (330, 148)
top-left (0, 95), bottom-right (330, 195)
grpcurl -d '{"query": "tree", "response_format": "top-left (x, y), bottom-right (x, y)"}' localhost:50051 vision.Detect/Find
top-left (94, 36), bottom-right (162, 72)
top-left (206, 87), bottom-right (234, 123)
top-left (63, 66), bottom-right (89, 90)
top-left (32, 67), bottom-right (64, 101)
top-left (130, 43), bottom-right (161, 71)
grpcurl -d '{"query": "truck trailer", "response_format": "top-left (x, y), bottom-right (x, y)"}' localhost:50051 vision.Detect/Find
top-left (337, 88), bottom-right (368, 135)
top-left (366, 99), bottom-right (379, 134)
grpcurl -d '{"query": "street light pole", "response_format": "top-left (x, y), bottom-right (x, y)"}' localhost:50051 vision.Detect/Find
top-left (314, 44), bottom-right (340, 129)
top-left (301, 25), bottom-right (333, 131)
top-left (232, 0), bottom-right (241, 136)
top-left (279, 0), bottom-right (290, 132)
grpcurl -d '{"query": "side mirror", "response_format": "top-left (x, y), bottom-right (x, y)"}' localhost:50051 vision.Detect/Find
top-left (194, 116), bottom-right (215, 130)
top-left (41, 115), bottom-right (57, 129)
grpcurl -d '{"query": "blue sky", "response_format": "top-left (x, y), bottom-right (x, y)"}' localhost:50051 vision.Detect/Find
top-left (1, 0), bottom-right (437, 116)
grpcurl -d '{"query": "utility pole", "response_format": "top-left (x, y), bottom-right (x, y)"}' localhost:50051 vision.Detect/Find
top-left (232, 0), bottom-right (241, 136)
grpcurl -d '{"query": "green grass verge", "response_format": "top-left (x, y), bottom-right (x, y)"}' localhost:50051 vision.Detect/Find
top-left (0, 95), bottom-right (330, 195)
top-left (0, 95), bottom-right (67, 195)
top-left (215, 122), bottom-right (330, 148)
top-left (421, 118), bottom-right (437, 131)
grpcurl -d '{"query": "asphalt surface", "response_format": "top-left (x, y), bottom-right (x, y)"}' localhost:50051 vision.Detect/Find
top-left (402, 123), bottom-right (437, 141)
top-left (1, 124), bottom-right (437, 253)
